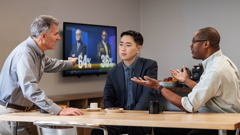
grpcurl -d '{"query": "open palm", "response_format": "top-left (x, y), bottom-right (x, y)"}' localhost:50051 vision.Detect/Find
top-left (170, 65), bottom-right (189, 83)
top-left (131, 76), bottom-right (159, 90)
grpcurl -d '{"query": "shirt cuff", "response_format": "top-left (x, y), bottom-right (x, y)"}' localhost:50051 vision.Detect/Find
top-left (181, 97), bottom-right (194, 113)
top-left (48, 103), bottom-right (62, 115)
top-left (64, 60), bottom-right (73, 70)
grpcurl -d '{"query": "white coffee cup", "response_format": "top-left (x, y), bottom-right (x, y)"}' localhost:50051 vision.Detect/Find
top-left (90, 103), bottom-right (98, 109)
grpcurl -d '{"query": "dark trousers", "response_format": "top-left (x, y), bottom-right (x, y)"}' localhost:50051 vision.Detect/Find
top-left (91, 126), bottom-right (152, 135)
top-left (154, 128), bottom-right (236, 135)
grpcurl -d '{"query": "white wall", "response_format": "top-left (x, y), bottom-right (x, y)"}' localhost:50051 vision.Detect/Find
top-left (141, 0), bottom-right (240, 79)
top-left (0, 0), bottom-right (141, 96)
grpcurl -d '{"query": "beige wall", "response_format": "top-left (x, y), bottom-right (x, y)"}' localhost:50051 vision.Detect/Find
top-left (0, 0), bottom-right (141, 96)
top-left (141, 0), bottom-right (240, 79)
top-left (2, 0), bottom-right (240, 96)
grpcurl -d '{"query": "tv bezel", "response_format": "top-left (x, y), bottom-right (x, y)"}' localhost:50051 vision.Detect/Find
top-left (62, 22), bottom-right (117, 77)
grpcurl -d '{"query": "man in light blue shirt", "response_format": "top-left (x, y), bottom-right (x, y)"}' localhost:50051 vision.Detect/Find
top-left (0, 15), bottom-right (83, 135)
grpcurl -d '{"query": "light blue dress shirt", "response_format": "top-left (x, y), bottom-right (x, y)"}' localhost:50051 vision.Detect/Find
top-left (0, 37), bottom-right (73, 115)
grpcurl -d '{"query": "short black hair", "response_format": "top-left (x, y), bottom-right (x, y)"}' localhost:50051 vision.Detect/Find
top-left (197, 27), bottom-right (220, 50)
top-left (120, 30), bottom-right (143, 46)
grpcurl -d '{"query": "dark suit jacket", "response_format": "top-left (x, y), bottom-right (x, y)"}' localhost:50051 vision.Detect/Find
top-left (70, 41), bottom-right (87, 58)
top-left (104, 57), bottom-right (158, 110)
top-left (97, 41), bottom-right (111, 61)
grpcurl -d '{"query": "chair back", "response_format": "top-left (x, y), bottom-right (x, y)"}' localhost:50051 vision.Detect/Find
top-left (40, 127), bottom-right (76, 135)
top-left (34, 121), bottom-right (77, 135)
top-left (34, 120), bottom-right (108, 135)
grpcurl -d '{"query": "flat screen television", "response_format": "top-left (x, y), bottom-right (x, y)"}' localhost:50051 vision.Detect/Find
top-left (63, 22), bottom-right (117, 77)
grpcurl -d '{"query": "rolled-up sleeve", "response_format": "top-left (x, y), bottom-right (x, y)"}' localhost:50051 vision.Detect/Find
top-left (44, 56), bottom-right (73, 72)
top-left (181, 70), bottom-right (221, 113)
top-left (181, 97), bottom-right (194, 112)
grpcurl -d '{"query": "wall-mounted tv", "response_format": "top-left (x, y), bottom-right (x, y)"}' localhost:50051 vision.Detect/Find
top-left (63, 22), bottom-right (117, 77)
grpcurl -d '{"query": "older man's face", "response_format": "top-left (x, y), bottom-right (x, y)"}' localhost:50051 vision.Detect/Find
top-left (43, 24), bottom-right (61, 51)
top-left (76, 29), bottom-right (82, 42)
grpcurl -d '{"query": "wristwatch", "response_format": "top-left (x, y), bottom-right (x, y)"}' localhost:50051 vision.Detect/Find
top-left (157, 85), bottom-right (164, 94)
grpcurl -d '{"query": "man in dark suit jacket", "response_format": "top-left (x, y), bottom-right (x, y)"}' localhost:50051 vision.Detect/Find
top-left (70, 29), bottom-right (87, 58)
top-left (97, 30), bottom-right (112, 62)
top-left (104, 57), bottom-right (157, 110)
top-left (92, 30), bottom-right (158, 135)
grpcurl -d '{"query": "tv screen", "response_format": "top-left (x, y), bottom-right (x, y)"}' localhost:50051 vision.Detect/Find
top-left (63, 22), bottom-right (117, 77)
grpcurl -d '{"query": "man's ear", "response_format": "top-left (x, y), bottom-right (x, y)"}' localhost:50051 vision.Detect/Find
top-left (40, 33), bottom-right (46, 40)
top-left (137, 45), bottom-right (142, 52)
top-left (204, 40), bottom-right (210, 48)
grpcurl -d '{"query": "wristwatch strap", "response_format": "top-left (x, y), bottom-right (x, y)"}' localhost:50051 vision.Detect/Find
top-left (157, 85), bottom-right (164, 94)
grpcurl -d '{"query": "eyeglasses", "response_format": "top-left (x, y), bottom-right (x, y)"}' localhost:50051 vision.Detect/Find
top-left (192, 39), bottom-right (207, 44)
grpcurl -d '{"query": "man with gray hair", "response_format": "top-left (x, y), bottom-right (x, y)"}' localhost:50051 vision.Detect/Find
top-left (0, 15), bottom-right (83, 134)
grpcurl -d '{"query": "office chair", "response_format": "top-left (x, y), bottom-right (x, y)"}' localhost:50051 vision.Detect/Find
top-left (34, 121), bottom-right (108, 135)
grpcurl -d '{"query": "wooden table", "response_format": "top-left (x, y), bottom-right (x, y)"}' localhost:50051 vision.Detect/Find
top-left (0, 110), bottom-right (239, 135)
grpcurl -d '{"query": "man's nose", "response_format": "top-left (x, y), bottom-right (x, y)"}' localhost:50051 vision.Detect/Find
top-left (57, 35), bottom-right (61, 40)
top-left (190, 43), bottom-right (193, 47)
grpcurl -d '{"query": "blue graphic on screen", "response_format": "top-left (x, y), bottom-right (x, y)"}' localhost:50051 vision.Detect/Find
top-left (63, 22), bottom-right (117, 76)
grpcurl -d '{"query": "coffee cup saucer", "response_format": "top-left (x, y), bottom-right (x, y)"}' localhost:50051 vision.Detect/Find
top-left (86, 108), bottom-right (102, 111)
top-left (105, 108), bottom-right (123, 113)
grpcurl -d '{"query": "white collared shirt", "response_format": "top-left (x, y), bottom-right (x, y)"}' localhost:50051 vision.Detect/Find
top-left (181, 50), bottom-right (240, 113)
